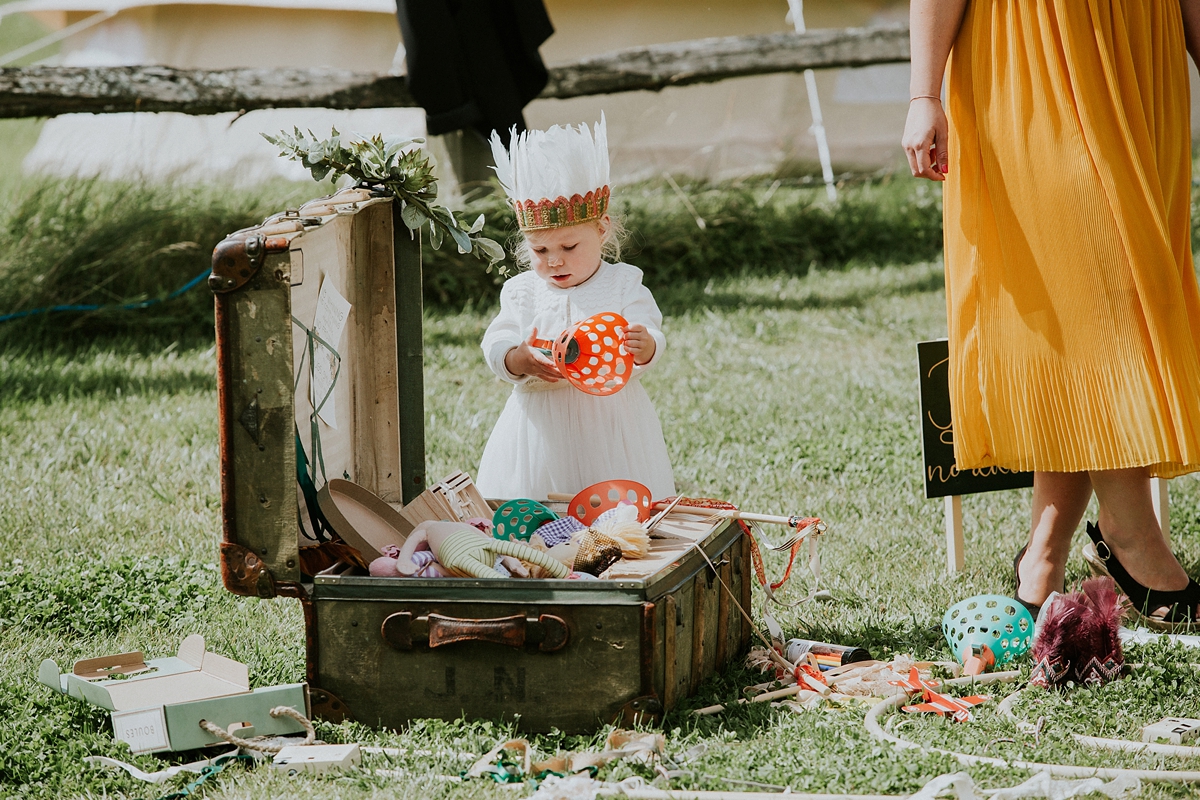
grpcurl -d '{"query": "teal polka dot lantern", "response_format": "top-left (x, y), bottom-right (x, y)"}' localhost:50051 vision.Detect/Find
top-left (492, 499), bottom-right (558, 542)
top-left (943, 594), bottom-right (1035, 668)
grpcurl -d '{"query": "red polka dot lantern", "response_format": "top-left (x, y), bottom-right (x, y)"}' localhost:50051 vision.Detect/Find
top-left (551, 312), bottom-right (635, 396)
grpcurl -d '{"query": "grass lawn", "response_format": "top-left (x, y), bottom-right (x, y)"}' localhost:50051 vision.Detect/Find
top-left (4, 261), bottom-right (1200, 798)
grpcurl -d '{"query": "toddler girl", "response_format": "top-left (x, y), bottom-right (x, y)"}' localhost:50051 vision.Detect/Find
top-left (476, 117), bottom-right (676, 500)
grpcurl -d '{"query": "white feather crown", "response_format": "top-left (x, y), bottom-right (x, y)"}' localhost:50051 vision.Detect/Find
top-left (490, 115), bottom-right (611, 231)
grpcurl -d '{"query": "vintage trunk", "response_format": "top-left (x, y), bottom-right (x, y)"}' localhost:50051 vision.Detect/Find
top-left (211, 189), bottom-right (751, 732)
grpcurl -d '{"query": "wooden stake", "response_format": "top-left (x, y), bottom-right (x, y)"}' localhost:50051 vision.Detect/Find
top-left (1152, 477), bottom-right (1170, 546)
top-left (944, 495), bottom-right (964, 574)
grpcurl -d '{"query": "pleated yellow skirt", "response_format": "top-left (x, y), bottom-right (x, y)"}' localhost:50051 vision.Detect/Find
top-left (944, 0), bottom-right (1200, 477)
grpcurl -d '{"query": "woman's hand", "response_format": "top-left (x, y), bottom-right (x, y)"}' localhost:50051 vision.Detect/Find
top-left (504, 328), bottom-right (561, 381)
top-left (624, 323), bottom-right (656, 365)
top-left (903, 97), bottom-right (949, 181)
top-left (904, 0), bottom-right (968, 180)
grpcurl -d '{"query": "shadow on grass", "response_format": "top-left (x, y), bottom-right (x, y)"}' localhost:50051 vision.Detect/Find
top-left (654, 265), bottom-right (945, 316)
top-left (0, 331), bottom-right (216, 403)
top-left (1, 264), bottom-right (947, 401)
top-left (423, 265), bottom-right (948, 346)
top-left (4, 369), bottom-right (216, 403)
top-left (0, 316), bottom-right (214, 352)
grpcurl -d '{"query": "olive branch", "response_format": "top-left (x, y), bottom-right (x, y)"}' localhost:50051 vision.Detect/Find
top-left (263, 128), bottom-right (510, 274)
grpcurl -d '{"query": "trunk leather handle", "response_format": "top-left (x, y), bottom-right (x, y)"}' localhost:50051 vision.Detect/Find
top-left (382, 612), bottom-right (569, 653)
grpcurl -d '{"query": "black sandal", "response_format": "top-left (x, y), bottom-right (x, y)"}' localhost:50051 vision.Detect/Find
top-left (1082, 521), bottom-right (1200, 630)
top-left (1012, 544), bottom-right (1042, 618)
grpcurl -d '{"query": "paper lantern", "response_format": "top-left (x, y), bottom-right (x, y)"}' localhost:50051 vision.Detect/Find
top-left (567, 480), bottom-right (653, 526)
top-left (534, 312), bottom-right (635, 396)
top-left (493, 499), bottom-right (558, 541)
top-left (943, 594), bottom-right (1034, 673)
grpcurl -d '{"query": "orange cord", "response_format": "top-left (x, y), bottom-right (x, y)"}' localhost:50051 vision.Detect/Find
top-left (660, 496), bottom-right (820, 592)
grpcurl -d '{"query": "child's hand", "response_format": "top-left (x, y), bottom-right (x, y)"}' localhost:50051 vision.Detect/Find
top-left (623, 323), bottom-right (656, 365)
top-left (504, 328), bottom-right (562, 381)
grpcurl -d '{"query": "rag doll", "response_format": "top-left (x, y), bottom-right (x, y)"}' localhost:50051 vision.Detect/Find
top-left (391, 520), bottom-right (570, 579)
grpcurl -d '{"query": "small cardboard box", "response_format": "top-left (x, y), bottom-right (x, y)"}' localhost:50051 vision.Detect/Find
top-left (1143, 717), bottom-right (1200, 745)
top-left (39, 634), bottom-right (309, 754)
top-left (273, 743), bottom-right (361, 774)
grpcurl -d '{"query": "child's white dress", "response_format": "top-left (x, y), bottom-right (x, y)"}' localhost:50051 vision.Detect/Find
top-left (477, 261), bottom-right (676, 500)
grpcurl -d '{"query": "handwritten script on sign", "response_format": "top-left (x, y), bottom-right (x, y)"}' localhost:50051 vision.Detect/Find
top-left (917, 339), bottom-right (1033, 499)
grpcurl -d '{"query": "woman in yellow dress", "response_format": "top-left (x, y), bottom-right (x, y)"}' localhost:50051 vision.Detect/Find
top-left (904, 0), bottom-right (1200, 626)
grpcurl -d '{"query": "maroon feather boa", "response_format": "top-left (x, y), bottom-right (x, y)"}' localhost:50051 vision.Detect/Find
top-left (1030, 577), bottom-right (1125, 688)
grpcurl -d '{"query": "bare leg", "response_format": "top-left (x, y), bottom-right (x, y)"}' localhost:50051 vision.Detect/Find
top-left (1017, 471), bottom-right (1093, 606)
top-left (1090, 467), bottom-right (1188, 591)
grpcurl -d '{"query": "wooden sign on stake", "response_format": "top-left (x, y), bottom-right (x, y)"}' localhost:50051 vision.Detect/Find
top-left (917, 339), bottom-right (1171, 572)
top-left (918, 340), bottom-right (1032, 574)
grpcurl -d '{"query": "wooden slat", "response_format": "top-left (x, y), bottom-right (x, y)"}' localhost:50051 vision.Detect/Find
top-left (663, 594), bottom-right (677, 711)
top-left (690, 574), bottom-right (707, 694)
top-left (715, 558), bottom-right (731, 668)
top-left (740, 536), bottom-right (754, 652)
top-left (352, 200), bottom-right (403, 502)
top-left (640, 602), bottom-right (656, 700)
top-left (0, 25), bottom-right (910, 119)
top-left (391, 206), bottom-right (426, 504)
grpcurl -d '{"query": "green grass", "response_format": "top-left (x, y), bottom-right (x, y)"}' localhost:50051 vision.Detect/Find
top-left (423, 177), bottom-right (944, 309)
top-left (4, 262), bottom-right (1200, 798)
top-left (0, 178), bottom-right (333, 340)
top-left (0, 175), bottom-right (943, 342)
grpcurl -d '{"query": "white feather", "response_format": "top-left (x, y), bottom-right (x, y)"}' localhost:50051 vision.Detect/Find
top-left (490, 114), bottom-right (610, 205)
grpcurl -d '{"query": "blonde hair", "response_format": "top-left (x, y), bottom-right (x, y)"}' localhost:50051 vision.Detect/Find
top-left (510, 214), bottom-right (628, 268)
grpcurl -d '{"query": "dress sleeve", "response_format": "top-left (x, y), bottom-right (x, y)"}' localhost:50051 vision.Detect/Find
top-left (481, 278), bottom-right (531, 385)
top-left (621, 276), bottom-right (666, 374)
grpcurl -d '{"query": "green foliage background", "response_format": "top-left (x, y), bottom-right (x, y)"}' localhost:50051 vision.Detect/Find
top-left (0, 174), bottom-right (945, 340)
top-left (424, 178), bottom-right (945, 310)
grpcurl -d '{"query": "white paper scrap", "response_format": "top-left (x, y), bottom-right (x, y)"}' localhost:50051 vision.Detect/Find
top-left (312, 278), bottom-right (351, 429)
top-left (908, 770), bottom-right (1140, 800)
top-left (85, 748), bottom-right (237, 784)
top-left (1120, 625), bottom-right (1200, 649)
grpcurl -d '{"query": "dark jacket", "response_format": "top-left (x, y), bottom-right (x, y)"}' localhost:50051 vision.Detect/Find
top-left (396, 0), bottom-right (554, 144)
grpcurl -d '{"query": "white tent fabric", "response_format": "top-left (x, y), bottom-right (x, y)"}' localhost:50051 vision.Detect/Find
top-left (0, 0), bottom-right (397, 18)
top-left (26, 108), bottom-right (426, 185)
top-left (14, 0), bottom-right (1048, 183)
top-left (15, 0), bottom-right (424, 185)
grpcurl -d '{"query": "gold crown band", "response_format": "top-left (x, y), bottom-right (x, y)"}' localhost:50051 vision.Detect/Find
top-left (514, 185), bottom-right (610, 231)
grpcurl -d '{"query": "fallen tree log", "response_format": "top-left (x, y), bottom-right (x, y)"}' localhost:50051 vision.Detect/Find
top-left (0, 24), bottom-right (909, 118)
top-left (543, 23), bottom-right (909, 98)
top-left (0, 66), bottom-right (414, 117)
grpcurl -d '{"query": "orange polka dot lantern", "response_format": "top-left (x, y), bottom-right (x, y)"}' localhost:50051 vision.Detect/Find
top-left (568, 480), bottom-right (653, 526)
top-left (549, 312), bottom-right (635, 396)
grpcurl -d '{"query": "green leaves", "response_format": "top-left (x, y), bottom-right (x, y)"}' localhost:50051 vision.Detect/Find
top-left (400, 202), bottom-right (426, 231)
top-left (263, 128), bottom-right (511, 275)
top-left (474, 236), bottom-right (506, 263)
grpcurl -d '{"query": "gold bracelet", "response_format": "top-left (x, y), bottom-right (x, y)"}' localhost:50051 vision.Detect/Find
top-left (910, 94), bottom-right (942, 103)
